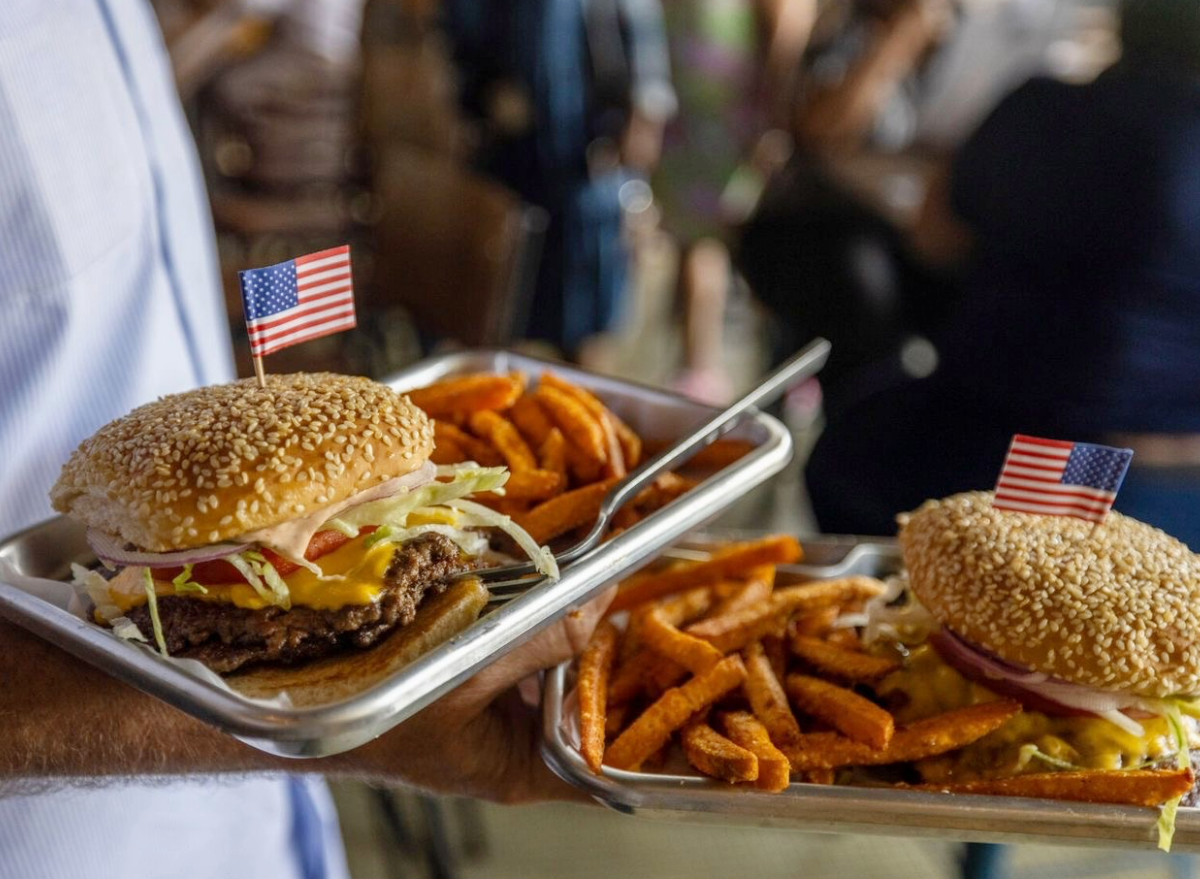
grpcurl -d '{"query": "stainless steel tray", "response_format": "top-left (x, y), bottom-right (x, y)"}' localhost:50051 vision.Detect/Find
top-left (0, 350), bottom-right (791, 758)
top-left (541, 536), bottom-right (1200, 852)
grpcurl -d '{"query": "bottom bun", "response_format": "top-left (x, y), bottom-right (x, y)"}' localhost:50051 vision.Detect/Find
top-left (225, 576), bottom-right (489, 707)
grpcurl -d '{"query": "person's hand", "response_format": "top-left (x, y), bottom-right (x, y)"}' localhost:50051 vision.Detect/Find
top-left (344, 588), bottom-right (616, 803)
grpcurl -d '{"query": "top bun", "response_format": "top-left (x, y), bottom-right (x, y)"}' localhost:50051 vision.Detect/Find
top-left (899, 491), bottom-right (1200, 699)
top-left (51, 373), bottom-right (433, 551)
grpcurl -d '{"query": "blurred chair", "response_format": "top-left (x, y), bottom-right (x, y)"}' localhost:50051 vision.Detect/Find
top-left (372, 144), bottom-right (548, 349)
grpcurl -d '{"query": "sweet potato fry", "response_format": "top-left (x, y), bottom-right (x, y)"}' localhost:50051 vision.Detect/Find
top-left (537, 428), bottom-right (568, 479)
top-left (607, 654), bottom-right (651, 706)
top-left (790, 636), bottom-right (900, 683)
top-left (578, 620), bottom-right (620, 773)
top-left (909, 768), bottom-right (1195, 808)
top-left (481, 468), bottom-right (564, 502)
top-left (682, 718), bottom-right (759, 784)
top-left (719, 710), bottom-right (791, 792)
top-left (614, 419), bottom-right (642, 468)
top-left (743, 641), bottom-right (803, 749)
top-left (535, 385), bottom-right (607, 464)
top-left (657, 586), bottom-right (719, 626)
top-left (429, 436), bottom-right (466, 465)
top-left (605, 702), bottom-right (630, 739)
top-left (518, 478), bottom-right (619, 544)
top-left (408, 373), bottom-right (524, 418)
top-left (610, 536), bottom-right (804, 613)
top-left (469, 410), bottom-right (538, 472)
top-left (687, 578), bottom-right (883, 655)
top-left (782, 700), bottom-right (1022, 770)
top-left (540, 373), bottom-right (636, 476)
top-left (785, 674), bottom-right (894, 750)
top-left (611, 593), bottom-right (715, 705)
top-left (789, 606), bottom-right (841, 640)
top-left (565, 444), bottom-right (605, 484)
top-left (709, 568), bottom-right (776, 618)
top-left (605, 655), bottom-right (747, 770)
top-left (433, 421), bottom-right (505, 467)
top-left (681, 438), bottom-right (756, 471)
top-left (510, 393), bottom-right (554, 447)
top-left (642, 606), bottom-right (725, 674)
top-left (762, 634), bottom-right (787, 684)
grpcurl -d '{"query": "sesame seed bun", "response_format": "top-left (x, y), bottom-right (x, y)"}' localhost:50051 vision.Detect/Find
top-left (50, 373), bottom-right (434, 552)
top-left (898, 491), bottom-right (1200, 699)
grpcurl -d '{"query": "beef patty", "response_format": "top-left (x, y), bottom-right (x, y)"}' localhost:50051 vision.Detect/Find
top-left (125, 533), bottom-right (473, 673)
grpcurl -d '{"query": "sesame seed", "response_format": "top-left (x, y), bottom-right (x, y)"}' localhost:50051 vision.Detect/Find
top-left (899, 491), bottom-right (1200, 699)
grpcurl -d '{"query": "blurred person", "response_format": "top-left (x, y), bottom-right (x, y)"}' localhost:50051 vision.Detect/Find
top-left (0, 3), bottom-right (609, 877)
top-left (738, 0), bottom-right (1096, 414)
top-left (444, 0), bottom-right (675, 360)
top-left (656, 0), bottom-right (816, 404)
top-left (805, 0), bottom-right (1200, 549)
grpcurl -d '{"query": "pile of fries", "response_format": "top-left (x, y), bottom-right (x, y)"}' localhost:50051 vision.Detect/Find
top-left (576, 537), bottom-right (1195, 807)
top-left (406, 370), bottom-right (751, 546)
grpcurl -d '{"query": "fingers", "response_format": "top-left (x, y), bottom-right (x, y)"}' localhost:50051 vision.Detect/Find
top-left (445, 587), bottom-right (617, 717)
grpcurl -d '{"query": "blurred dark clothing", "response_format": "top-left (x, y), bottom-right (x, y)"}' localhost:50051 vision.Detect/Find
top-left (942, 71), bottom-right (1200, 436)
top-left (806, 67), bottom-right (1200, 543)
top-left (445, 0), bottom-right (672, 355)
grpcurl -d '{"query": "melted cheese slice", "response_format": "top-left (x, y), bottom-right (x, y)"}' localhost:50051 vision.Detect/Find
top-left (105, 536), bottom-right (395, 614)
top-left (878, 643), bottom-right (1195, 782)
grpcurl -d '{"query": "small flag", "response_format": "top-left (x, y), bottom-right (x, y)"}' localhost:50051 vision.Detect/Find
top-left (993, 434), bottom-right (1133, 523)
top-left (239, 245), bottom-right (356, 358)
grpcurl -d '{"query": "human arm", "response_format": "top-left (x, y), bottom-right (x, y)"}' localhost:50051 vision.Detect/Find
top-left (0, 590), bottom-right (613, 802)
top-left (795, 0), bottom-right (952, 153)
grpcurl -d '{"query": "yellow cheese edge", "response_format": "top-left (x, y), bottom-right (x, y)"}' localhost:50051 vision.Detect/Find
top-left (877, 643), bottom-right (1189, 782)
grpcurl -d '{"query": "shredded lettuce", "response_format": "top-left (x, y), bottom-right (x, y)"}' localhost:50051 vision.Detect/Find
top-left (109, 616), bottom-right (148, 643)
top-left (1158, 797), bottom-right (1180, 853)
top-left (446, 498), bottom-right (559, 579)
top-left (171, 563), bottom-right (207, 594)
top-left (224, 553), bottom-right (282, 608)
top-left (239, 552), bottom-right (291, 609)
top-left (72, 563), bottom-right (123, 624)
top-left (72, 564), bottom-right (149, 644)
top-left (324, 518), bottom-right (359, 538)
top-left (1155, 701), bottom-right (1190, 852)
top-left (141, 568), bottom-right (169, 657)
top-left (1015, 744), bottom-right (1077, 772)
top-left (364, 525), bottom-right (394, 549)
top-left (324, 467), bottom-right (509, 535)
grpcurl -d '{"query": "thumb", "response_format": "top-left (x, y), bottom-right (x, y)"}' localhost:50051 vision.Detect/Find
top-left (443, 586), bottom-right (616, 717)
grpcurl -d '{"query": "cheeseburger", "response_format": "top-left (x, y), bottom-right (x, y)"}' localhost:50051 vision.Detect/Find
top-left (51, 373), bottom-right (554, 673)
top-left (885, 491), bottom-right (1200, 803)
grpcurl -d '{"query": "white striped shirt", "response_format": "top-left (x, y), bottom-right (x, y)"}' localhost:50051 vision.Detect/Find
top-left (0, 2), bottom-right (346, 877)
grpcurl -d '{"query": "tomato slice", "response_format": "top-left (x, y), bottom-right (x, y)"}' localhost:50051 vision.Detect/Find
top-left (156, 526), bottom-right (377, 585)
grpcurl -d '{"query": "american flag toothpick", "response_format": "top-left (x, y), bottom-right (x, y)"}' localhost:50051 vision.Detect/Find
top-left (993, 434), bottom-right (1133, 523)
top-left (238, 245), bottom-right (356, 386)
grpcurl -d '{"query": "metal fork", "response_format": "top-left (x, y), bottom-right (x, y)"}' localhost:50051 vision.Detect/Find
top-left (476, 337), bottom-right (832, 599)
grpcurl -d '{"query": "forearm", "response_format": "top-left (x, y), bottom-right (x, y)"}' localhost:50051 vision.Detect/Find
top-left (796, 11), bottom-right (934, 151)
top-left (0, 618), bottom-right (294, 785)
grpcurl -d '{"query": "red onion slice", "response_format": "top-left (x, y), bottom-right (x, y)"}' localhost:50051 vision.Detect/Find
top-left (930, 628), bottom-right (1158, 730)
top-left (86, 528), bottom-right (249, 568)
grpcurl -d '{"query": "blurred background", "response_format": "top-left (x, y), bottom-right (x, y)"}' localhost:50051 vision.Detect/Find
top-left (144, 0), bottom-right (1197, 875)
